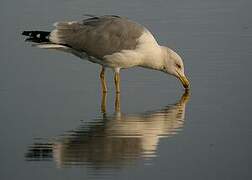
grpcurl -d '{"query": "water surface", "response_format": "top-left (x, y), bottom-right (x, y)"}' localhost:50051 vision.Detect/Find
top-left (26, 92), bottom-right (189, 169)
top-left (1, 0), bottom-right (252, 180)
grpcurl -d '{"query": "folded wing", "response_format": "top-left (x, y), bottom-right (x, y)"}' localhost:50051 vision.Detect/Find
top-left (49, 16), bottom-right (145, 59)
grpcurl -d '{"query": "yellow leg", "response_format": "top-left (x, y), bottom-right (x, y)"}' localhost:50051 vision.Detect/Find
top-left (115, 92), bottom-right (121, 112)
top-left (100, 67), bottom-right (107, 93)
top-left (101, 92), bottom-right (107, 114)
top-left (114, 71), bottom-right (120, 93)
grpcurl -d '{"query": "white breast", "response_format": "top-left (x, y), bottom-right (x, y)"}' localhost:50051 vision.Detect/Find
top-left (103, 29), bottom-right (161, 69)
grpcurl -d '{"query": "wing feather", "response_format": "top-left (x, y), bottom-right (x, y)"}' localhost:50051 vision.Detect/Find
top-left (49, 16), bottom-right (144, 59)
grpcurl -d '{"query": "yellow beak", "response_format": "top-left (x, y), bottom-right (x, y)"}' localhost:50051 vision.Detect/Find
top-left (177, 73), bottom-right (190, 89)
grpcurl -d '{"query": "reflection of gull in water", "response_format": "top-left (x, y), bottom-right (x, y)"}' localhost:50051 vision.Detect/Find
top-left (26, 91), bottom-right (190, 168)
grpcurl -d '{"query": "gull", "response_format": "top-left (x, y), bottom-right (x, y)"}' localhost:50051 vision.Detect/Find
top-left (22, 15), bottom-right (190, 93)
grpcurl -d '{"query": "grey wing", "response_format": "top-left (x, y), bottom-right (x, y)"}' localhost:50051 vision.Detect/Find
top-left (49, 16), bottom-right (145, 59)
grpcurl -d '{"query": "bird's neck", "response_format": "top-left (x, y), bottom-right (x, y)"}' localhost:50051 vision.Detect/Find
top-left (139, 45), bottom-right (165, 71)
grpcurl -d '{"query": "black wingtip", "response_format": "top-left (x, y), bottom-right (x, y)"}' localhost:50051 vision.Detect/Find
top-left (22, 31), bottom-right (31, 36)
top-left (21, 31), bottom-right (51, 43)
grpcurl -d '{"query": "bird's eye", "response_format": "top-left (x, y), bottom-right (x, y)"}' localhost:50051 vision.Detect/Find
top-left (176, 63), bottom-right (181, 69)
top-left (162, 66), bottom-right (166, 70)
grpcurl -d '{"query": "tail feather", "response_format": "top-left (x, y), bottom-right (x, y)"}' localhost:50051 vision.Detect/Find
top-left (22, 31), bottom-right (51, 43)
top-left (22, 30), bottom-right (74, 53)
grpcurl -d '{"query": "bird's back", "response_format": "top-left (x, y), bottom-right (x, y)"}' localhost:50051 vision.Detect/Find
top-left (50, 16), bottom-right (145, 59)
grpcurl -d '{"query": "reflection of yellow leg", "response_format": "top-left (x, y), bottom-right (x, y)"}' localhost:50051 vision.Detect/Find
top-left (101, 92), bottom-right (107, 114)
top-left (100, 67), bottom-right (107, 93)
top-left (114, 72), bottom-right (120, 93)
top-left (115, 92), bottom-right (121, 112)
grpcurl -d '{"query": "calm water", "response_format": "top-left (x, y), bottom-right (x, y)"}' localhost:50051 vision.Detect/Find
top-left (1, 0), bottom-right (252, 180)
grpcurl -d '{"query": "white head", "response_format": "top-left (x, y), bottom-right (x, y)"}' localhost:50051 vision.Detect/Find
top-left (160, 46), bottom-right (190, 89)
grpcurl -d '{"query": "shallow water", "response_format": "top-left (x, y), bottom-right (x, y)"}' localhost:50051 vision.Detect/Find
top-left (26, 92), bottom-right (189, 169)
top-left (1, 0), bottom-right (252, 180)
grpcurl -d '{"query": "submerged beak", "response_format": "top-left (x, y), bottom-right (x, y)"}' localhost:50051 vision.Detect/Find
top-left (177, 72), bottom-right (190, 89)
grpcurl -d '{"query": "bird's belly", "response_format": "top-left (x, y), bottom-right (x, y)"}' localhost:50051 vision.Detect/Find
top-left (77, 50), bottom-right (141, 69)
top-left (103, 50), bottom-right (142, 69)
